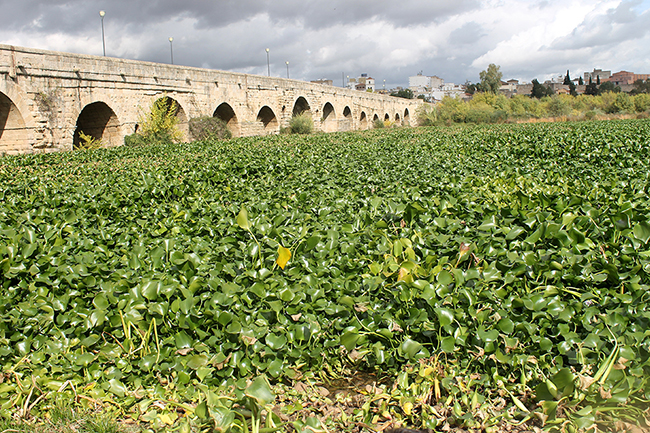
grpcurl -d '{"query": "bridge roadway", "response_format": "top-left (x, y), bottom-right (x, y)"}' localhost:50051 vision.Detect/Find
top-left (0, 44), bottom-right (422, 154)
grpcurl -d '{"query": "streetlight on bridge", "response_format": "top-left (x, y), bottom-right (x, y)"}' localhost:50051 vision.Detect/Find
top-left (266, 48), bottom-right (270, 76)
top-left (286, 61), bottom-right (289, 79)
top-left (99, 10), bottom-right (106, 56)
top-left (169, 37), bottom-right (174, 64)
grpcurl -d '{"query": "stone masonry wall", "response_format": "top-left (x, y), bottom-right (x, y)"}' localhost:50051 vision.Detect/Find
top-left (0, 44), bottom-right (423, 154)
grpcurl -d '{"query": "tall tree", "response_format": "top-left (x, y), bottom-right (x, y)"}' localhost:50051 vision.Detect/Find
top-left (390, 88), bottom-right (414, 99)
top-left (584, 77), bottom-right (598, 95)
top-left (478, 64), bottom-right (503, 94)
top-left (597, 81), bottom-right (620, 95)
top-left (578, 76), bottom-right (584, 85)
top-left (531, 79), bottom-right (553, 99)
top-left (563, 70), bottom-right (571, 85)
top-left (597, 75), bottom-right (601, 85)
top-left (630, 79), bottom-right (650, 95)
top-left (464, 80), bottom-right (477, 95)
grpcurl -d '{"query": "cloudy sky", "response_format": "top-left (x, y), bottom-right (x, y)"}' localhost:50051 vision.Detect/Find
top-left (1, 0), bottom-right (649, 88)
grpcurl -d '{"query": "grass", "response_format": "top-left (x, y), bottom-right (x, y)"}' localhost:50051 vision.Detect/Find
top-left (1, 399), bottom-right (137, 433)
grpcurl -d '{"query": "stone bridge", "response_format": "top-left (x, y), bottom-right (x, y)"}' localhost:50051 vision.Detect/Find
top-left (0, 44), bottom-right (423, 154)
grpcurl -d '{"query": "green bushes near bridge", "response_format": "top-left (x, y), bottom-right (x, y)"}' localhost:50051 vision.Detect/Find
top-left (123, 98), bottom-right (234, 147)
top-left (188, 116), bottom-right (232, 141)
top-left (283, 113), bottom-right (314, 134)
top-left (124, 97), bottom-right (184, 147)
top-left (418, 92), bottom-right (650, 126)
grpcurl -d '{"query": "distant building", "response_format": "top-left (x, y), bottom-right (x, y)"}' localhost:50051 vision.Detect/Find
top-left (500, 79), bottom-right (519, 92)
top-left (608, 71), bottom-right (650, 85)
top-left (408, 73), bottom-right (444, 93)
top-left (346, 73), bottom-right (375, 92)
top-left (409, 73), bottom-right (430, 91)
top-left (311, 79), bottom-right (333, 86)
top-left (584, 68), bottom-right (611, 82)
top-left (408, 72), bottom-right (459, 101)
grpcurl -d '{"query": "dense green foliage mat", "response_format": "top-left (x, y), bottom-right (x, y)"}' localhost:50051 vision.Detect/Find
top-left (1, 120), bottom-right (650, 431)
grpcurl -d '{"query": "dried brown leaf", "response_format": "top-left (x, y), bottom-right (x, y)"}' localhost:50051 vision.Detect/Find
top-left (599, 386), bottom-right (612, 399)
top-left (578, 374), bottom-right (596, 390)
top-left (613, 357), bottom-right (629, 370)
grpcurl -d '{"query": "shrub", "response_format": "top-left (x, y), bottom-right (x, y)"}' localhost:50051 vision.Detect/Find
top-left (76, 131), bottom-right (104, 150)
top-left (544, 95), bottom-right (571, 117)
top-left (608, 93), bottom-right (633, 114)
top-left (599, 92), bottom-right (619, 114)
top-left (189, 116), bottom-right (232, 141)
top-left (288, 113), bottom-right (313, 134)
top-left (141, 97), bottom-right (184, 142)
top-left (471, 92), bottom-right (509, 111)
top-left (124, 133), bottom-right (149, 147)
top-left (634, 94), bottom-right (650, 113)
top-left (123, 97), bottom-right (184, 147)
top-left (416, 104), bottom-right (437, 126)
top-left (437, 96), bottom-right (468, 123)
top-left (464, 103), bottom-right (494, 124)
top-left (373, 118), bottom-right (385, 129)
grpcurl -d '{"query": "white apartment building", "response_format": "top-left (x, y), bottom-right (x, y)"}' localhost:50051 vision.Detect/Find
top-left (409, 73), bottom-right (444, 93)
top-left (346, 74), bottom-right (376, 92)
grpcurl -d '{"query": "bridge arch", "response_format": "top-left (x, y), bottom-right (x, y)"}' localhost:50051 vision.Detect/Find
top-left (404, 108), bottom-right (410, 126)
top-left (340, 106), bottom-right (352, 132)
top-left (257, 106), bottom-right (279, 134)
top-left (359, 111), bottom-right (368, 130)
top-left (384, 113), bottom-right (390, 122)
top-left (292, 97), bottom-right (311, 117)
top-left (152, 96), bottom-right (188, 141)
top-left (213, 102), bottom-right (240, 137)
top-left (373, 113), bottom-right (380, 123)
top-left (321, 102), bottom-right (337, 132)
top-left (395, 113), bottom-right (401, 126)
top-left (0, 91), bottom-right (32, 154)
top-left (73, 101), bottom-right (121, 149)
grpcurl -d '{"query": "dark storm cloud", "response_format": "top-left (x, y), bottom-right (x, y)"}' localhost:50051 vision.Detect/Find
top-left (1, 0), bottom-right (650, 87)
top-left (0, 0), bottom-right (479, 32)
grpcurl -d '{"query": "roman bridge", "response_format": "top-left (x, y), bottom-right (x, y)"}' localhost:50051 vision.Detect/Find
top-left (0, 44), bottom-right (423, 154)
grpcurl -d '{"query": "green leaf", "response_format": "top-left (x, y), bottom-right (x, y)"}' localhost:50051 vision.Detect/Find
top-left (236, 207), bottom-right (250, 230)
top-left (245, 376), bottom-right (274, 406)
top-left (195, 401), bottom-right (208, 419)
top-left (400, 338), bottom-right (422, 359)
top-left (633, 221), bottom-right (650, 244)
top-left (187, 354), bottom-right (209, 370)
top-left (435, 308), bottom-right (454, 327)
top-left (340, 330), bottom-right (360, 352)
top-left (109, 379), bottom-right (127, 397)
top-left (266, 334), bottom-right (287, 350)
top-left (441, 336), bottom-right (455, 353)
top-left (437, 270), bottom-right (453, 286)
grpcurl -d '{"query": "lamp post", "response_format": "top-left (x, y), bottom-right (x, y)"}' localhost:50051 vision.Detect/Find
top-left (383, 79), bottom-right (386, 90)
top-left (99, 10), bottom-right (106, 56)
top-left (286, 61), bottom-right (289, 79)
top-left (266, 48), bottom-right (270, 76)
top-left (169, 37), bottom-right (174, 65)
